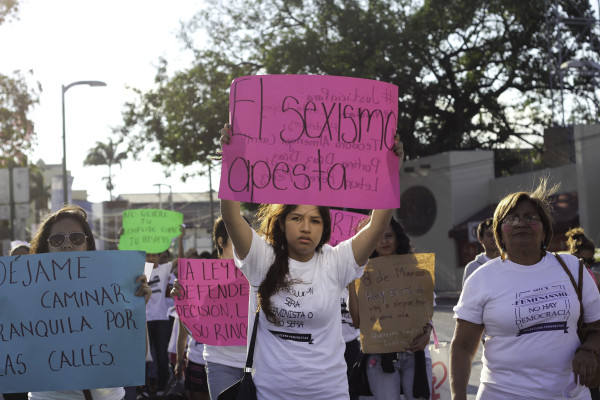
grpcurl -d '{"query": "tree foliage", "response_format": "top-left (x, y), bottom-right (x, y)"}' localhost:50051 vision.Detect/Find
top-left (84, 138), bottom-right (128, 200)
top-left (118, 0), bottom-right (600, 167)
top-left (0, 0), bottom-right (41, 167)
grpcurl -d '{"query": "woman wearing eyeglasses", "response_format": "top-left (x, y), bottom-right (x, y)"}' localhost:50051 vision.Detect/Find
top-left (450, 180), bottom-right (600, 400)
top-left (28, 205), bottom-right (152, 400)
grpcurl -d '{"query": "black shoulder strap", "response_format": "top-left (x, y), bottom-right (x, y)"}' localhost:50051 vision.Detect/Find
top-left (554, 252), bottom-right (584, 328)
top-left (245, 308), bottom-right (260, 369)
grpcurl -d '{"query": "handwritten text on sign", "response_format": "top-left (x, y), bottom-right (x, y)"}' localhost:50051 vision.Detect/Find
top-left (118, 209), bottom-right (183, 253)
top-left (0, 251), bottom-right (146, 393)
top-left (355, 253), bottom-right (435, 353)
top-left (175, 259), bottom-right (249, 346)
top-left (329, 209), bottom-right (368, 247)
top-left (219, 75), bottom-right (400, 209)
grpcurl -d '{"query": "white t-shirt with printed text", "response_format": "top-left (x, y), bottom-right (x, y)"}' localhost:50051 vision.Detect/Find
top-left (454, 252), bottom-right (600, 399)
top-left (146, 262), bottom-right (171, 321)
top-left (234, 229), bottom-right (364, 400)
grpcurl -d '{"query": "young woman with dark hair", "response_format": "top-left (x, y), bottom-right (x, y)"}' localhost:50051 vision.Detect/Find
top-left (348, 217), bottom-right (433, 400)
top-left (27, 205), bottom-right (151, 400)
top-left (219, 123), bottom-right (403, 399)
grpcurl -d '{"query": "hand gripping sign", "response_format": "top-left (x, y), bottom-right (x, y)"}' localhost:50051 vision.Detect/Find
top-left (175, 258), bottom-right (250, 346)
top-left (219, 75), bottom-right (400, 209)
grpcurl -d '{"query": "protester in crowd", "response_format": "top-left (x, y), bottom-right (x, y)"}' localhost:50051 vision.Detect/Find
top-left (567, 227), bottom-right (600, 400)
top-left (9, 241), bottom-right (30, 256)
top-left (217, 123), bottom-right (403, 399)
top-left (172, 216), bottom-right (248, 399)
top-left (341, 288), bottom-right (361, 400)
top-left (567, 227), bottom-right (598, 274)
top-left (4, 238), bottom-right (31, 400)
top-left (462, 218), bottom-right (500, 286)
top-left (145, 249), bottom-right (175, 395)
top-left (348, 217), bottom-right (433, 400)
top-left (27, 205), bottom-right (151, 400)
top-left (170, 225), bottom-right (211, 400)
top-left (450, 180), bottom-right (600, 400)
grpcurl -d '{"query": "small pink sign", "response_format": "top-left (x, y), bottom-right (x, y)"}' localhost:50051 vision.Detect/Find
top-left (329, 209), bottom-right (369, 247)
top-left (219, 75), bottom-right (400, 209)
top-left (175, 258), bottom-right (249, 346)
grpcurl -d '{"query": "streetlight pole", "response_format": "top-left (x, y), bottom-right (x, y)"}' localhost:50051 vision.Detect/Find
top-left (62, 80), bottom-right (107, 205)
top-left (153, 183), bottom-right (173, 210)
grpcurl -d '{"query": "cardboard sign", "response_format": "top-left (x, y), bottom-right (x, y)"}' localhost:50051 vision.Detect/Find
top-left (355, 253), bottom-right (435, 353)
top-left (118, 209), bottom-right (183, 253)
top-left (0, 251), bottom-right (146, 392)
top-left (175, 258), bottom-right (250, 346)
top-left (329, 209), bottom-right (369, 246)
top-left (219, 75), bottom-right (400, 209)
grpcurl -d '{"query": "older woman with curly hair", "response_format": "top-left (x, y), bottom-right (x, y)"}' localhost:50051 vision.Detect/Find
top-left (450, 180), bottom-right (600, 400)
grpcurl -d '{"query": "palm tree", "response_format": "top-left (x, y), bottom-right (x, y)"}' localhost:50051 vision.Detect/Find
top-left (84, 138), bottom-right (128, 200)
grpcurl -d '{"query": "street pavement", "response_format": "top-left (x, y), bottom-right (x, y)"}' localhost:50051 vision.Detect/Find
top-left (432, 292), bottom-right (482, 400)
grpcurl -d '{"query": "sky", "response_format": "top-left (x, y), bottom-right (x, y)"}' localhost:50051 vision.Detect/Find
top-left (0, 0), bottom-right (213, 203)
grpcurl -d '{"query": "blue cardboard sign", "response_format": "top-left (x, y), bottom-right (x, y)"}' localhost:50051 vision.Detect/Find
top-left (0, 250), bottom-right (146, 393)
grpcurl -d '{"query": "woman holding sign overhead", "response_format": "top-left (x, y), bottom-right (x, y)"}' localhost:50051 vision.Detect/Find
top-left (219, 124), bottom-right (403, 399)
top-left (28, 205), bottom-right (152, 400)
top-left (348, 217), bottom-right (434, 400)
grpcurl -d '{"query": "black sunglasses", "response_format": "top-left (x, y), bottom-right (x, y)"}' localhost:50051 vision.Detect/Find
top-left (47, 232), bottom-right (87, 248)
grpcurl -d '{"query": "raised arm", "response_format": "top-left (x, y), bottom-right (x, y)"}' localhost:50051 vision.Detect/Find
top-left (220, 199), bottom-right (253, 260)
top-left (450, 319), bottom-right (484, 400)
top-left (351, 209), bottom-right (394, 266)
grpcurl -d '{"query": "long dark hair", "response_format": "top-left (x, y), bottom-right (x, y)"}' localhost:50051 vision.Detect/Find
top-left (30, 205), bottom-right (96, 254)
top-left (358, 216), bottom-right (412, 258)
top-left (256, 204), bottom-right (331, 323)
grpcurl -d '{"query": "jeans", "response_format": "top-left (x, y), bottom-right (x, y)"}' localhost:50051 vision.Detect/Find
top-left (205, 361), bottom-right (244, 400)
top-left (366, 352), bottom-right (432, 400)
top-left (147, 319), bottom-right (173, 391)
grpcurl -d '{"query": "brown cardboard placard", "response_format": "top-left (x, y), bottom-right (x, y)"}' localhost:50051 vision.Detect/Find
top-left (356, 253), bottom-right (435, 353)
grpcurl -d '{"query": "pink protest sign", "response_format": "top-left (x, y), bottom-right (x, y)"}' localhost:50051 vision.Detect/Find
top-left (175, 258), bottom-right (249, 346)
top-left (329, 209), bottom-right (369, 246)
top-left (219, 75), bottom-right (400, 209)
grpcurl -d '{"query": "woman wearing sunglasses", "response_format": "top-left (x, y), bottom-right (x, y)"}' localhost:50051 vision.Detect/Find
top-left (27, 205), bottom-right (152, 400)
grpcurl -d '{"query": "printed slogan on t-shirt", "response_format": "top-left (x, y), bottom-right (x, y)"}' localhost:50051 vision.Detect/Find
top-left (175, 258), bottom-right (250, 346)
top-left (355, 253), bottom-right (435, 353)
top-left (0, 251), bottom-right (147, 392)
top-left (218, 75), bottom-right (400, 209)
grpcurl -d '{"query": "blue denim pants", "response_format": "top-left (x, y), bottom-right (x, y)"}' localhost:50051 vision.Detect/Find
top-left (366, 352), bottom-right (432, 400)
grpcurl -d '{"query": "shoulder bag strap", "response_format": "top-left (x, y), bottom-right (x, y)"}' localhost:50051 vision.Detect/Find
top-left (244, 308), bottom-right (260, 370)
top-left (554, 252), bottom-right (584, 328)
top-left (83, 390), bottom-right (93, 400)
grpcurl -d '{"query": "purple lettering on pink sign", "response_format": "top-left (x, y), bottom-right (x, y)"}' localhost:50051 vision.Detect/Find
top-left (329, 209), bottom-right (369, 247)
top-left (175, 259), bottom-right (249, 346)
top-left (218, 75), bottom-right (400, 209)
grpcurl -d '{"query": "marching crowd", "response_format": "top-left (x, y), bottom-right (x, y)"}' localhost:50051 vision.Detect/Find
top-left (2, 125), bottom-right (599, 400)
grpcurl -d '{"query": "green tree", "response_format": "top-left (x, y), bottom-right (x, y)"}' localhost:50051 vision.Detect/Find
top-left (118, 0), bottom-right (600, 166)
top-left (83, 138), bottom-right (128, 200)
top-left (0, 0), bottom-right (41, 167)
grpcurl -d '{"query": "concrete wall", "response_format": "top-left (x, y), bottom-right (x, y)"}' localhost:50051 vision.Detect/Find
top-left (400, 151), bottom-right (494, 290)
top-left (575, 123), bottom-right (600, 245)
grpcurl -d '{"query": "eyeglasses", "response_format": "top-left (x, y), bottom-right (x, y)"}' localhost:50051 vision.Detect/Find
top-left (47, 232), bottom-right (87, 248)
top-left (583, 257), bottom-right (596, 265)
top-left (502, 215), bottom-right (541, 226)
